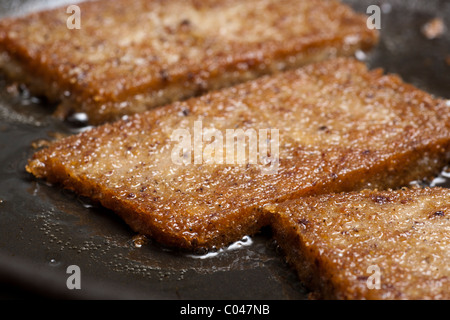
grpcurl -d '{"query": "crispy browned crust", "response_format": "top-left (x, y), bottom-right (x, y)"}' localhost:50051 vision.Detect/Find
top-left (0, 0), bottom-right (378, 124)
top-left (26, 58), bottom-right (450, 250)
top-left (268, 187), bottom-right (450, 300)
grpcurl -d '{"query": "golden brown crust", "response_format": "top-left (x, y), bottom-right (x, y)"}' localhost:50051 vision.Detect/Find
top-left (268, 187), bottom-right (450, 300)
top-left (26, 58), bottom-right (450, 250)
top-left (0, 0), bottom-right (378, 124)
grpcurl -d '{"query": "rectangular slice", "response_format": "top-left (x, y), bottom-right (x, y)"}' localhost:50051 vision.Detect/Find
top-left (0, 0), bottom-right (378, 124)
top-left (267, 187), bottom-right (450, 300)
top-left (26, 58), bottom-right (450, 250)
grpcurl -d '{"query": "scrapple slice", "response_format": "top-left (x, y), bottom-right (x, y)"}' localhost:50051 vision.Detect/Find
top-left (267, 187), bottom-right (450, 300)
top-left (26, 58), bottom-right (450, 250)
top-left (0, 0), bottom-right (378, 124)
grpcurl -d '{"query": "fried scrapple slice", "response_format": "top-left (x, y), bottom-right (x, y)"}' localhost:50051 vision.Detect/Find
top-left (26, 58), bottom-right (450, 250)
top-left (0, 0), bottom-right (378, 124)
top-left (267, 187), bottom-right (450, 300)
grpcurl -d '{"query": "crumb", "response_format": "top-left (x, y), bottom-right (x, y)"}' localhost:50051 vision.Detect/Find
top-left (31, 139), bottom-right (51, 149)
top-left (307, 291), bottom-right (320, 300)
top-left (422, 17), bottom-right (446, 39)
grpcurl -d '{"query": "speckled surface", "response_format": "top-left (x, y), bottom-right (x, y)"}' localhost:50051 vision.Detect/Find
top-left (0, 0), bottom-right (449, 299)
top-left (269, 187), bottom-right (450, 299)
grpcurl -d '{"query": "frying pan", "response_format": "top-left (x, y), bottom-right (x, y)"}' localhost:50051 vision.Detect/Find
top-left (0, 0), bottom-right (449, 300)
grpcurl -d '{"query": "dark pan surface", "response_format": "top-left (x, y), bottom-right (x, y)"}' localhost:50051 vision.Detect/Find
top-left (0, 0), bottom-right (449, 300)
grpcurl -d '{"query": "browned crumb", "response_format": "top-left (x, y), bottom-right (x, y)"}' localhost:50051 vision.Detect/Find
top-left (422, 17), bottom-right (446, 39)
